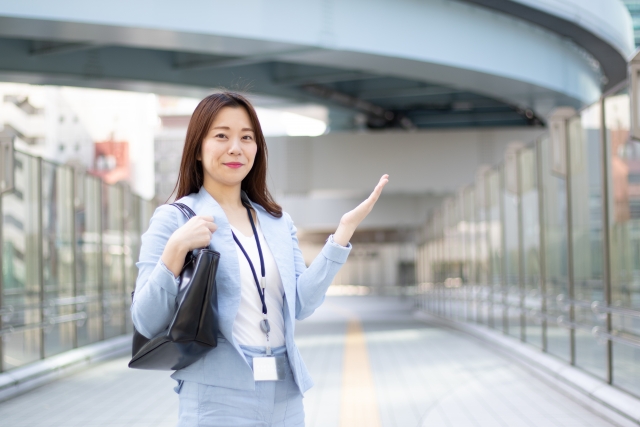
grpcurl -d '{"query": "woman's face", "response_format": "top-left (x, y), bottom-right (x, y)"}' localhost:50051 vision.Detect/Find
top-left (199, 106), bottom-right (258, 188)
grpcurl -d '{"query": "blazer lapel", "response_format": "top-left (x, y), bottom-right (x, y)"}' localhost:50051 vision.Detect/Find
top-left (195, 187), bottom-right (241, 345)
top-left (252, 202), bottom-right (296, 311)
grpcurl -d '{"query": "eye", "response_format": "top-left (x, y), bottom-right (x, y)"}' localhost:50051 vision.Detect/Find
top-left (215, 133), bottom-right (227, 139)
top-left (242, 135), bottom-right (254, 141)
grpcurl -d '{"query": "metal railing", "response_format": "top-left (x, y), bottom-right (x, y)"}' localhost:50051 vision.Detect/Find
top-left (0, 143), bottom-right (155, 372)
top-left (415, 51), bottom-right (640, 398)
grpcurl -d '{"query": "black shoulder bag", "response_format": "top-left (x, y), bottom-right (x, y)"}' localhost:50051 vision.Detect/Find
top-left (128, 203), bottom-right (220, 371)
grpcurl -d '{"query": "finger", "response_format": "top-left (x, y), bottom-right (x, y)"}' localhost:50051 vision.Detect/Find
top-left (368, 177), bottom-right (388, 200)
top-left (373, 181), bottom-right (388, 195)
top-left (371, 174), bottom-right (389, 192)
top-left (205, 222), bottom-right (217, 232)
top-left (199, 215), bottom-right (214, 222)
top-left (362, 178), bottom-right (388, 208)
top-left (376, 174), bottom-right (389, 189)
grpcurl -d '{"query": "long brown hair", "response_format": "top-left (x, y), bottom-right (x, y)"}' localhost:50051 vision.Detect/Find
top-left (172, 92), bottom-right (282, 218)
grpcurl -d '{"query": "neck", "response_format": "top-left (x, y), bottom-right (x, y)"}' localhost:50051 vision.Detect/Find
top-left (202, 179), bottom-right (243, 210)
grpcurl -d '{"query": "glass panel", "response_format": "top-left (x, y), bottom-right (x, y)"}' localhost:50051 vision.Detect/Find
top-left (413, 84), bottom-right (640, 399)
top-left (475, 174), bottom-right (489, 324)
top-left (464, 188), bottom-right (476, 322)
top-left (442, 200), bottom-right (451, 316)
top-left (520, 146), bottom-right (543, 349)
top-left (41, 162), bottom-right (76, 357)
top-left (539, 135), bottom-right (571, 362)
top-left (432, 234), bottom-right (440, 314)
top-left (0, 149), bottom-right (155, 371)
top-left (605, 89), bottom-right (640, 395)
top-left (102, 183), bottom-right (125, 339)
top-left (1, 153), bottom-right (42, 370)
top-left (434, 210), bottom-right (445, 315)
top-left (123, 189), bottom-right (140, 334)
top-left (504, 149), bottom-right (521, 338)
top-left (453, 193), bottom-right (465, 320)
top-left (76, 175), bottom-right (103, 346)
top-left (568, 106), bottom-right (607, 379)
top-left (428, 220), bottom-right (435, 312)
top-left (487, 169), bottom-right (504, 331)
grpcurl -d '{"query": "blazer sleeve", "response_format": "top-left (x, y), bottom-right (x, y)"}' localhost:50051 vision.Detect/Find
top-left (286, 212), bottom-right (352, 320)
top-left (131, 204), bottom-right (182, 338)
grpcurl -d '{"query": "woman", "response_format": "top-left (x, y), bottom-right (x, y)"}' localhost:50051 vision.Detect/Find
top-left (131, 92), bottom-right (388, 426)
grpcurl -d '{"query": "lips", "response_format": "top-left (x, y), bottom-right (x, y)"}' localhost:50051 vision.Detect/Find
top-left (224, 162), bottom-right (243, 169)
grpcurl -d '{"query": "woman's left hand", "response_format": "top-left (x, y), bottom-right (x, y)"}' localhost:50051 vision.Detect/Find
top-left (333, 174), bottom-right (389, 246)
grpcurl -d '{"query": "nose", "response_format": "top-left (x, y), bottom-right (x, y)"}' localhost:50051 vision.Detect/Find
top-left (228, 136), bottom-right (242, 154)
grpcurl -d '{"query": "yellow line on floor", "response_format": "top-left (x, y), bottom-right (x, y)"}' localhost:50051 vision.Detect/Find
top-left (340, 318), bottom-right (381, 427)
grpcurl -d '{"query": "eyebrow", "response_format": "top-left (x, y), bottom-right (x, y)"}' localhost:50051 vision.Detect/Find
top-left (211, 126), bottom-right (254, 132)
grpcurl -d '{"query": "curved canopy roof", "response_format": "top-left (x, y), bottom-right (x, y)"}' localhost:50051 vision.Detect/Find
top-left (0, 0), bottom-right (631, 130)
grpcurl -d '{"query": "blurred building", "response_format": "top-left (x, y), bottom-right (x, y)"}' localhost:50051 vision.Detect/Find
top-left (0, 84), bottom-right (94, 169)
top-left (92, 140), bottom-right (130, 184)
top-left (154, 115), bottom-right (189, 203)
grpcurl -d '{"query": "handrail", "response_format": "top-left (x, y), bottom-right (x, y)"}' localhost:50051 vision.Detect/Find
top-left (593, 327), bottom-right (640, 350)
top-left (417, 285), bottom-right (640, 319)
top-left (0, 295), bottom-right (103, 316)
top-left (591, 301), bottom-right (640, 319)
top-left (417, 287), bottom-right (640, 347)
top-left (0, 312), bottom-right (89, 336)
top-left (556, 316), bottom-right (595, 332)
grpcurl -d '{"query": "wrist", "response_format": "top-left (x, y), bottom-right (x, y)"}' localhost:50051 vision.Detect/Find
top-left (333, 223), bottom-right (355, 247)
top-left (328, 234), bottom-right (347, 247)
top-left (166, 236), bottom-right (189, 257)
top-left (337, 220), bottom-right (356, 234)
top-left (161, 238), bottom-right (189, 278)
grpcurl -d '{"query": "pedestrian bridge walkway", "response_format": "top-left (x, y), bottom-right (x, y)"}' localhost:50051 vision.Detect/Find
top-left (0, 296), bottom-right (622, 427)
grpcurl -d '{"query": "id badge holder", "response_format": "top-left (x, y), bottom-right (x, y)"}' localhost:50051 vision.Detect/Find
top-left (253, 356), bottom-right (286, 381)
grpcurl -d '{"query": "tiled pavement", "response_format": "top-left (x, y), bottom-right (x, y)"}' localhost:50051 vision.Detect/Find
top-left (0, 296), bottom-right (621, 427)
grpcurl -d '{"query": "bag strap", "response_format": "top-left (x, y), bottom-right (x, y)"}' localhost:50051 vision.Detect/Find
top-left (171, 202), bottom-right (213, 252)
top-left (171, 202), bottom-right (197, 219)
top-left (131, 202), bottom-right (200, 302)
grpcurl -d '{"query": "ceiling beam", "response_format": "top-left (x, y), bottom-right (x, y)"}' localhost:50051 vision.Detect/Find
top-left (301, 83), bottom-right (415, 129)
top-left (173, 47), bottom-right (319, 70)
top-left (357, 86), bottom-right (459, 100)
top-left (273, 71), bottom-right (380, 86)
top-left (29, 41), bottom-right (100, 56)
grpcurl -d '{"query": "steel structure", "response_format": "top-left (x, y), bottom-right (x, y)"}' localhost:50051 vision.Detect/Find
top-left (0, 0), bottom-right (632, 130)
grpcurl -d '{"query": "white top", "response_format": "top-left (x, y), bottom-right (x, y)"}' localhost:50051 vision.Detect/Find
top-left (230, 219), bottom-right (286, 347)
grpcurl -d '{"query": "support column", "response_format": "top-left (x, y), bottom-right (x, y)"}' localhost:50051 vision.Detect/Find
top-left (36, 156), bottom-right (44, 360)
top-left (600, 96), bottom-right (613, 384)
top-left (536, 138), bottom-right (549, 352)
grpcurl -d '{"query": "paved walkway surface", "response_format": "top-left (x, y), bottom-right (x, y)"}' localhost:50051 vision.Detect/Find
top-left (0, 296), bottom-right (618, 427)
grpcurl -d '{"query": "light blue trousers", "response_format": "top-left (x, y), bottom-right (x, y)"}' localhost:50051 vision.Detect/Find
top-left (175, 345), bottom-right (305, 427)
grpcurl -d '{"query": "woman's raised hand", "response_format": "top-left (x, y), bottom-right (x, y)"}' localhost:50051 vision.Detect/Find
top-left (333, 174), bottom-right (389, 246)
top-left (162, 216), bottom-right (217, 277)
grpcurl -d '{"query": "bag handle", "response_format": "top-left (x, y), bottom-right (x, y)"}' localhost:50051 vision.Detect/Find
top-left (171, 202), bottom-right (197, 219)
top-left (131, 202), bottom-right (203, 301)
top-left (171, 202), bottom-right (213, 253)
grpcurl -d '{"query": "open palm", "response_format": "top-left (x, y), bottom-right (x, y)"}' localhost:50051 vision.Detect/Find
top-left (340, 174), bottom-right (389, 229)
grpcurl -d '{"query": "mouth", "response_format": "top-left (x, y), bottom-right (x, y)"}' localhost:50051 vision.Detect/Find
top-left (223, 162), bottom-right (244, 169)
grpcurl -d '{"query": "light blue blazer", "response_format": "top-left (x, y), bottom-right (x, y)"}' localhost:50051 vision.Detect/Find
top-left (131, 187), bottom-right (351, 394)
